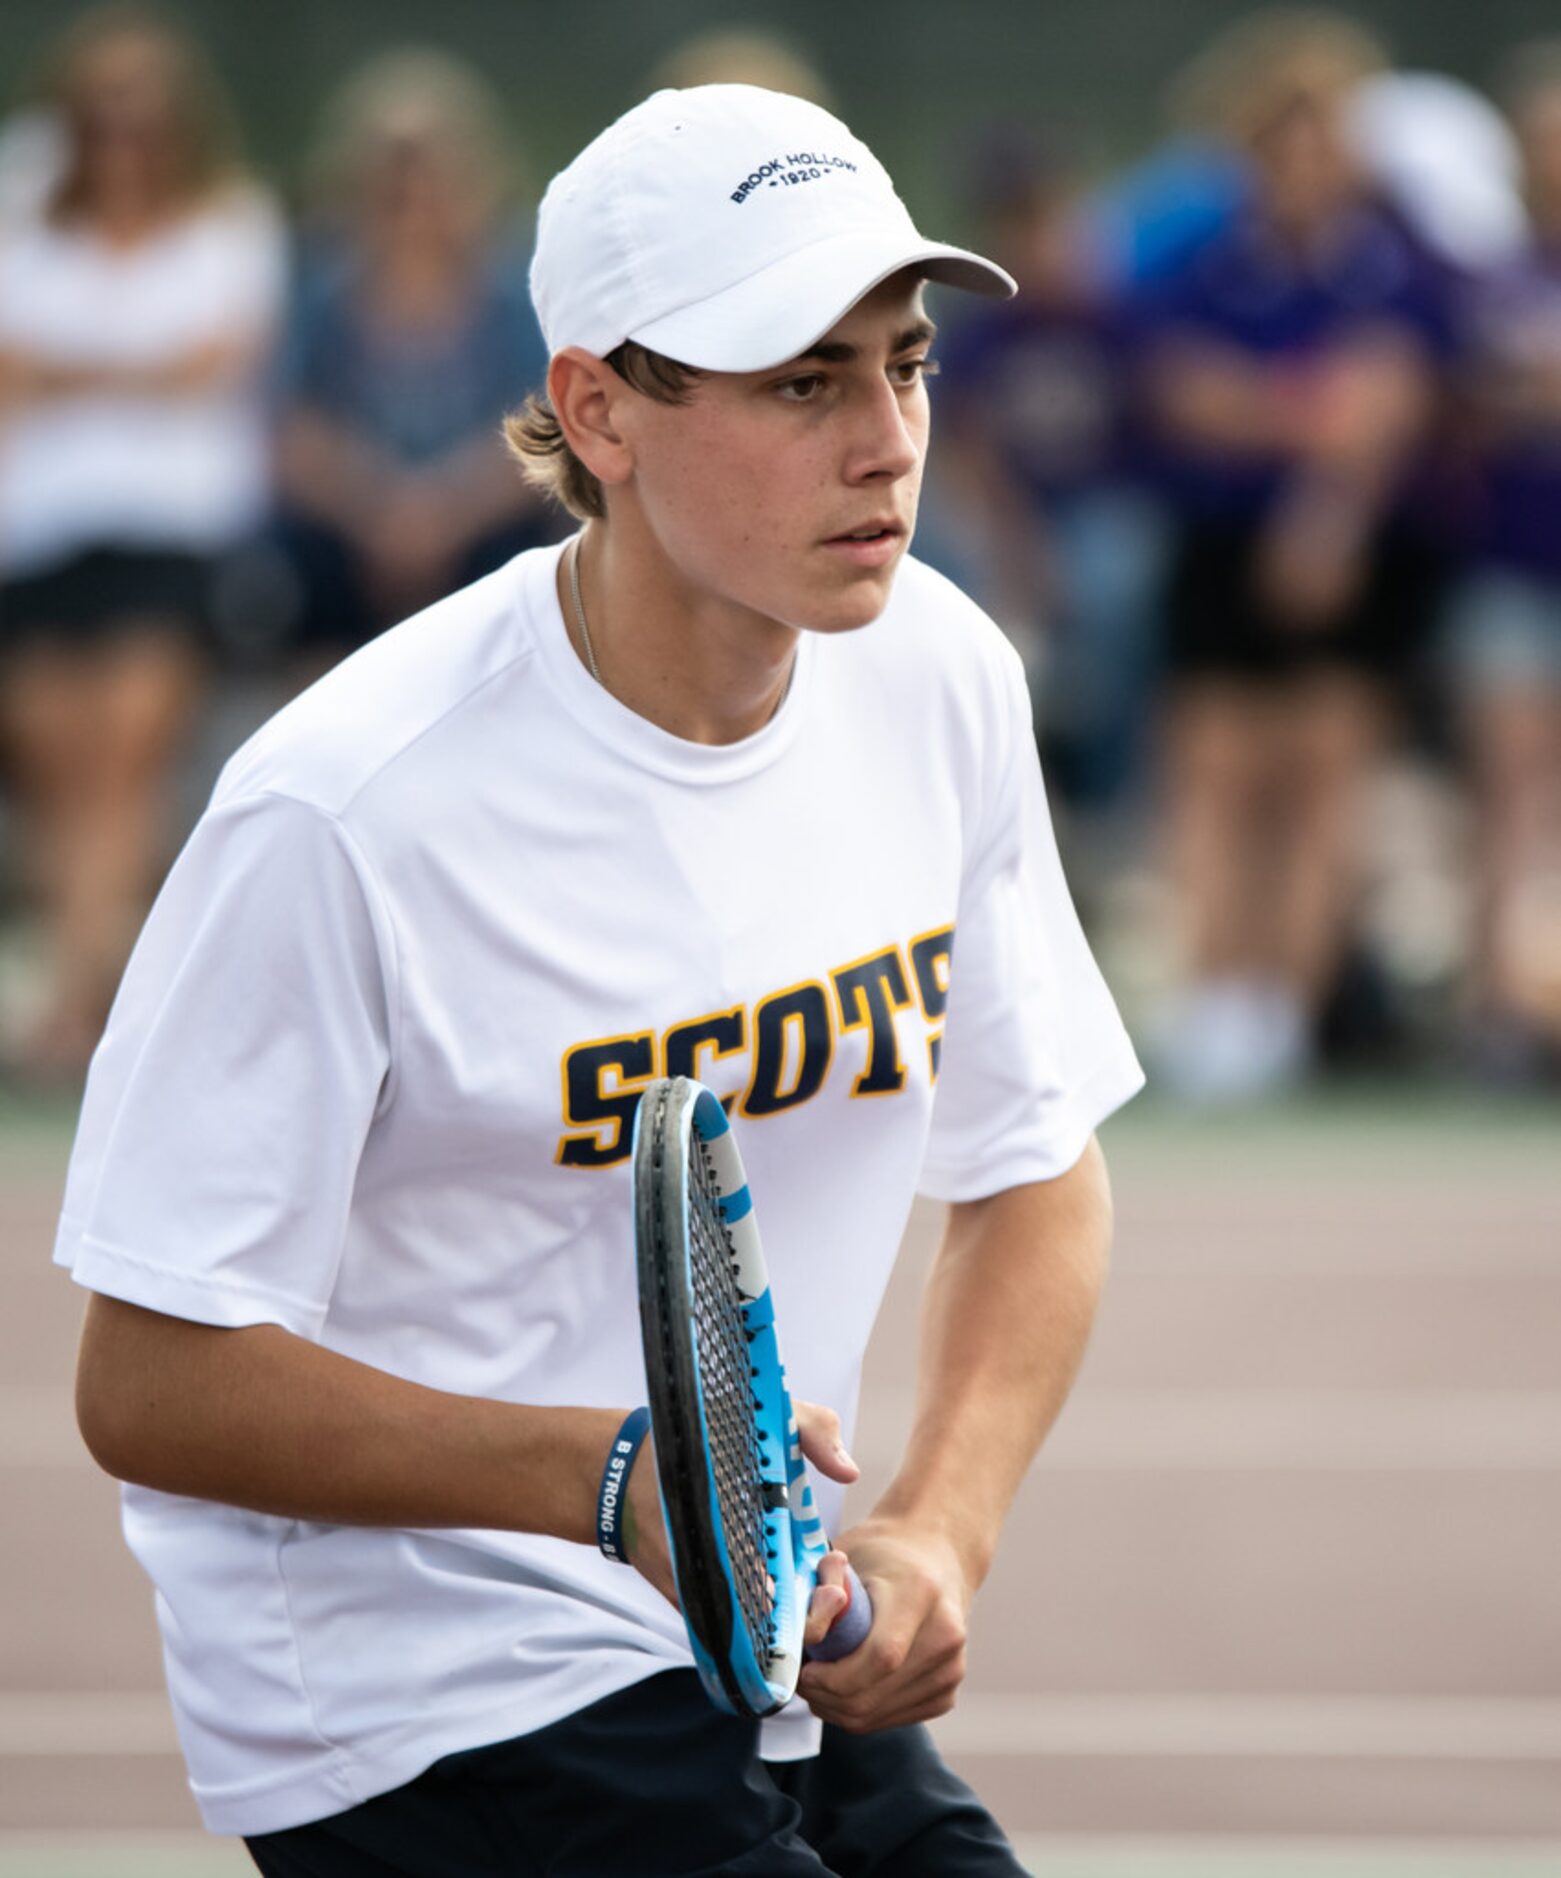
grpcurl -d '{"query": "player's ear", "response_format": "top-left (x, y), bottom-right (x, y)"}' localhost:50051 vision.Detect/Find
top-left (549, 349), bottom-right (636, 490)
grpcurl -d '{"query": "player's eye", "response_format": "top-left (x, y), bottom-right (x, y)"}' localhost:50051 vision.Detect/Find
top-left (893, 354), bottom-right (939, 387)
top-left (775, 373), bottom-right (826, 403)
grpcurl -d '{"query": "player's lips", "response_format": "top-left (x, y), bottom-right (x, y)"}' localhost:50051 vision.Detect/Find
top-left (821, 520), bottom-right (906, 567)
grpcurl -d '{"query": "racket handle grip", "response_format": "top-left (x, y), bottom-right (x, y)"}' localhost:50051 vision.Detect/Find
top-left (805, 1564), bottom-right (872, 1663)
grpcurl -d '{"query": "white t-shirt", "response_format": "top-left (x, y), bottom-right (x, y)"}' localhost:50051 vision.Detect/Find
top-left (0, 188), bottom-right (284, 577)
top-left (55, 541), bottom-right (1143, 1836)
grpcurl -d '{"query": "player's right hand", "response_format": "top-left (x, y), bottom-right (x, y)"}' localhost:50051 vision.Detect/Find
top-left (796, 1516), bottom-right (972, 1732)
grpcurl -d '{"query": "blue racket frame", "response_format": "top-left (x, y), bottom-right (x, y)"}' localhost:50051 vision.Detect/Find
top-left (632, 1077), bottom-right (841, 1717)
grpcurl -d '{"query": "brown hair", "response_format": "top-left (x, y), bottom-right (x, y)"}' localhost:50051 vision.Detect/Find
top-left (503, 344), bottom-right (705, 521)
top-left (41, 5), bottom-right (243, 225)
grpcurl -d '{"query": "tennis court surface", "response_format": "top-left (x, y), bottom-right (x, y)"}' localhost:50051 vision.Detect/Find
top-left (3, 1090), bottom-right (1558, 1874)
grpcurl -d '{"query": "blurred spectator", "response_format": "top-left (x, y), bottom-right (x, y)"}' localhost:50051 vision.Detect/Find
top-left (1089, 9), bottom-right (1386, 290)
top-left (0, 5), bottom-right (283, 1082)
top-left (935, 128), bottom-right (1163, 826)
top-left (1130, 11), bottom-right (1451, 1100)
top-left (1351, 69), bottom-right (1527, 279)
top-left (270, 49), bottom-right (554, 670)
top-left (1087, 138), bottom-right (1249, 293)
top-left (1437, 45), bottom-right (1561, 1082)
top-left (0, 104), bottom-right (64, 227)
top-left (647, 29), bottom-right (833, 106)
top-left (1091, 17), bottom-right (1525, 289)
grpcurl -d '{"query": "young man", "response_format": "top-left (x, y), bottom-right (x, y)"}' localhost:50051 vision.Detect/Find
top-left (60, 85), bottom-right (1143, 1873)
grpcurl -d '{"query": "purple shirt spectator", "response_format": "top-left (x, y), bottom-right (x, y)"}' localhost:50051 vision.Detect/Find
top-left (1130, 202), bottom-right (1455, 521)
top-left (937, 296), bottom-right (1133, 509)
top-left (1458, 245), bottom-right (1561, 581)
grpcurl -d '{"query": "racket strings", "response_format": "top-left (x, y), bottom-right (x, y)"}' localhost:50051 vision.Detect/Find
top-left (687, 1140), bottom-right (775, 1663)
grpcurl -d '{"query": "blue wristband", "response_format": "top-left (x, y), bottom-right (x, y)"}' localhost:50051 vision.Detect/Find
top-left (597, 1407), bottom-right (651, 1563)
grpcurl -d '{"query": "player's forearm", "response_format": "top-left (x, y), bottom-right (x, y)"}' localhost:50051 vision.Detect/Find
top-left (75, 1294), bottom-right (618, 1542)
top-left (872, 1138), bottom-right (1114, 1586)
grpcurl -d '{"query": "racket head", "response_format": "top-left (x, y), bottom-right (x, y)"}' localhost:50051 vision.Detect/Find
top-left (633, 1076), bottom-right (801, 1717)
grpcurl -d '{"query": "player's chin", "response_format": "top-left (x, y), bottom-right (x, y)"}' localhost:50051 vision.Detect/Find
top-left (796, 562), bottom-right (904, 635)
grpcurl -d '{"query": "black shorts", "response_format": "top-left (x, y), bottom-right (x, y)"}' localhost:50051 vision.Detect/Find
top-left (1163, 515), bottom-right (1441, 685)
top-left (244, 1669), bottom-right (1026, 1877)
top-left (0, 544), bottom-right (211, 645)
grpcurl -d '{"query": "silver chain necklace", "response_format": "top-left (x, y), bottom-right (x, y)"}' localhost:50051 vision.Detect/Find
top-left (568, 539), bottom-right (602, 686)
top-left (568, 535), bottom-right (798, 713)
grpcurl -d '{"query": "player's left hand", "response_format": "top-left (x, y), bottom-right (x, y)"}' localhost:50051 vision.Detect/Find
top-left (792, 1401), bottom-right (862, 1643)
top-left (796, 1517), bottom-right (973, 1731)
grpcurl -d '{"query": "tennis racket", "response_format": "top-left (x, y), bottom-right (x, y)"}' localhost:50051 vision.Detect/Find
top-left (632, 1075), bottom-right (872, 1718)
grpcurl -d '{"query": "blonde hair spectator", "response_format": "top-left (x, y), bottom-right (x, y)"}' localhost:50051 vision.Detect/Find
top-left (305, 46), bottom-right (521, 236)
top-left (40, 3), bottom-right (243, 222)
top-left (1170, 7), bottom-right (1388, 149)
top-left (0, 5), bottom-right (282, 1082)
top-left (647, 29), bottom-right (833, 107)
top-left (268, 46), bottom-right (554, 666)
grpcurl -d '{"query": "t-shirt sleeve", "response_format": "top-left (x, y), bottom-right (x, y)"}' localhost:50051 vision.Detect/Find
top-left (53, 790), bottom-right (396, 1336)
top-left (918, 644), bottom-right (1143, 1201)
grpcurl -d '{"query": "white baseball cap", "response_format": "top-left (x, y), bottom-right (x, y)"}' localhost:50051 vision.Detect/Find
top-left (531, 84), bottom-right (1015, 373)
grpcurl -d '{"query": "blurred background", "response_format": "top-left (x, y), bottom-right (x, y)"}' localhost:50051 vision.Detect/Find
top-left (0, 1), bottom-right (1557, 1873)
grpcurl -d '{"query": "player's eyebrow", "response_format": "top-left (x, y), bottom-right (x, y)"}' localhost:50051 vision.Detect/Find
top-left (792, 319), bottom-right (938, 366)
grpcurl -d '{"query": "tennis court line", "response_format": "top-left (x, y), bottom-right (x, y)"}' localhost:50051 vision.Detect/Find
top-left (0, 1692), bottom-right (178, 1754)
top-left (933, 1693), bottom-right (1561, 1761)
top-left (3, 1835), bottom-right (1559, 1878)
top-left (1006, 1836), bottom-right (1561, 1877)
top-left (1109, 1238), bottom-right (1561, 1279)
top-left (8, 1691), bottom-right (1561, 1762)
top-left (0, 1834), bottom-right (248, 1877)
top-left (860, 1386), bottom-right (1561, 1471)
top-left (12, 1383), bottom-right (1561, 1472)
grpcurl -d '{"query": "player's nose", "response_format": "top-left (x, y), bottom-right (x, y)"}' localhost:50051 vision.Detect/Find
top-left (845, 377), bottom-right (922, 483)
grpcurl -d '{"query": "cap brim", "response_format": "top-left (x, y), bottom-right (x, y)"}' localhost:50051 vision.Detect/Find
top-left (626, 227), bottom-right (1016, 373)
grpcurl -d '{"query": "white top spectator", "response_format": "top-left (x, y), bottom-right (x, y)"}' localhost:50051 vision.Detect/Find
top-left (0, 187), bottom-right (284, 577)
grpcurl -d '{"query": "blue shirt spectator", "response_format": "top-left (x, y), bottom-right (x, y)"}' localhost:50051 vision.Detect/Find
top-left (282, 237), bottom-right (546, 473)
top-left (269, 50), bottom-right (558, 665)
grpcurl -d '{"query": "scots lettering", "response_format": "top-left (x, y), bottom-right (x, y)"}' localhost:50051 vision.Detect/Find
top-left (555, 928), bottom-right (955, 1165)
top-left (556, 1033), bottom-right (655, 1167)
top-left (832, 949), bottom-right (912, 1097)
top-left (742, 983), bottom-right (833, 1118)
top-left (663, 1008), bottom-right (745, 1096)
top-left (909, 928), bottom-right (955, 1079)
